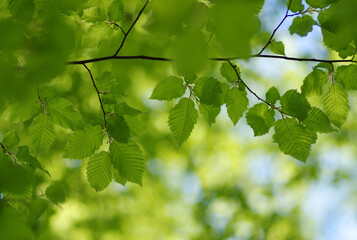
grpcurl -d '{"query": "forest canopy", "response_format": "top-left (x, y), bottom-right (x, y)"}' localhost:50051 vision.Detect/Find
top-left (1, 0), bottom-right (357, 239)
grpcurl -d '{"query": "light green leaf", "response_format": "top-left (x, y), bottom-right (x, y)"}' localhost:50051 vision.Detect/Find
top-left (302, 107), bottom-right (336, 133)
top-left (64, 125), bottom-right (103, 159)
top-left (113, 168), bottom-right (127, 186)
top-left (83, 22), bottom-right (113, 48)
top-left (95, 71), bottom-right (116, 92)
top-left (114, 102), bottom-right (142, 116)
top-left (265, 87), bottom-right (280, 105)
top-left (226, 88), bottom-right (248, 125)
top-left (45, 181), bottom-right (68, 204)
top-left (220, 62), bottom-right (238, 83)
top-left (313, 62), bottom-right (333, 72)
top-left (17, 146), bottom-right (50, 176)
top-left (301, 69), bottom-right (328, 96)
top-left (150, 76), bottom-right (186, 101)
top-left (194, 77), bottom-right (222, 106)
top-left (9, 102), bottom-right (40, 122)
top-left (335, 64), bottom-right (357, 90)
top-left (199, 104), bottom-right (221, 127)
top-left (109, 141), bottom-right (145, 186)
top-left (323, 84), bottom-right (349, 127)
top-left (86, 152), bottom-right (113, 191)
top-left (306, 0), bottom-right (336, 8)
top-left (289, 15), bottom-right (317, 37)
top-left (287, 0), bottom-right (304, 13)
top-left (2, 130), bottom-right (20, 149)
top-left (269, 41), bottom-right (285, 55)
top-left (29, 113), bottom-right (55, 153)
top-left (107, 115), bottom-right (130, 143)
top-left (246, 103), bottom-right (275, 136)
top-left (281, 89), bottom-right (311, 121)
top-left (273, 118), bottom-right (316, 162)
top-left (47, 98), bottom-right (83, 130)
top-left (108, 0), bottom-right (125, 22)
top-left (168, 98), bottom-right (198, 146)
top-left (82, 6), bottom-right (107, 22)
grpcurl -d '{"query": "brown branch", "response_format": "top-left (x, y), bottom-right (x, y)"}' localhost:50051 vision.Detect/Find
top-left (82, 64), bottom-right (107, 128)
top-left (113, 0), bottom-right (149, 56)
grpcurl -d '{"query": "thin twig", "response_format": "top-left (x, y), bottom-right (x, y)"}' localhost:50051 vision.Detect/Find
top-left (82, 63), bottom-right (107, 128)
top-left (107, 19), bottom-right (126, 35)
top-left (113, 0), bottom-right (149, 56)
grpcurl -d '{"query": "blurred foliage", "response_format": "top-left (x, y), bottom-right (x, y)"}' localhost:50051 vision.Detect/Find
top-left (1, 0), bottom-right (357, 239)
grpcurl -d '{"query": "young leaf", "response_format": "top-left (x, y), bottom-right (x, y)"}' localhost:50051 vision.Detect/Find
top-left (45, 181), bottom-right (68, 204)
top-left (268, 41), bottom-right (285, 55)
top-left (302, 107), bottom-right (336, 133)
top-left (108, 0), bottom-right (125, 22)
top-left (114, 102), bottom-right (142, 116)
top-left (168, 98), bottom-right (198, 146)
top-left (220, 62), bottom-right (238, 83)
top-left (2, 130), bottom-right (20, 149)
top-left (150, 76), bottom-right (186, 101)
top-left (246, 103), bottom-right (275, 136)
top-left (306, 0), bottom-right (334, 8)
top-left (265, 87), bottom-right (280, 105)
top-left (109, 141), bottom-right (145, 186)
top-left (9, 102), bottom-right (40, 122)
top-left (273, 118), bottom-right (316, 163)
top-left (280, 90), bottom-right (311, 121)
top-left (47, 98), bottom-right (83, 130)
top-left (301, 69), bottom-right (328, 96)
top-left (323, 84), bottom-right (349, 127)
top-left (287, 0), bottom-right (304, 13)
top-left (86, 152), bottom-right (113, 192)
top-left (313, 62), bottom-right (333, 72)
top-left (82, 7), bottom-right (107, 22)
top-left (194, 77), bottom-right (222, 106)
top-left (29, 113), bottom-right (55, 153)
top-left (17, 146), bottom-right (50, 176)
top-left (289, 15), bottom-right (317, 37)
top-left (64, 125), bottom-right (103, 159)
top-left (199, 104), bottom-right (221, 127)
top-left (335, 64), bottom-right (357, 90)
top-left (226, 88), bottom-right (249, 125)
top-left (107, 115), bottom-right (130, 143)
top-left (113, 168), bottom-right (127, 186)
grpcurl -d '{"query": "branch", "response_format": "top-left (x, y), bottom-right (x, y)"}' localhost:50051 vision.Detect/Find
top-left (113, 0), bottom-right (149, 56)
top-left (82, 64), bottom-right (107, 128)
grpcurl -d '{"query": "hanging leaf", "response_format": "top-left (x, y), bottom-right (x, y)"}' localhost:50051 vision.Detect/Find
top-left (109, 141), bottom-right (145, 186)
top-left (280, 89), bottom-right (311, 121)
top-left (194, 77), bottom-right (222, 106)
top-left (82, 7), bottom-right (107, 22)
top-left (289, 15), bottom-right (317, 37)
top-left (47, 98), bottom-right (83, 130)
top-left (86, 152), bottom-right (113, 191)
top-left (150, 76), bottom-right (186, 101)
top-left (335, 64), bottom-right (357, 90)
top-left (168, 98), bottom-right (198, 146)
top-left (265, 87), bottom-right (280, 105)
top-left (301, 69), bottom-right (329, 96)
top-left (114, 102), bottom-right (142, 116)
top-left (17, 146), bottom-right (50, 176)
top-left (268, 41), bottom-right (285, 55)
top-left (107, 115), bottom-right (130, 143)
top-left (302, 107), bottom-right (336, 133)
top-left (199, 104), bottom-right (221, 127)
top-left (323, 84), bottom-right (349, 127)
top-left (220, 62), bottom-right (238, 83)
top-left (108, 0), bottom-right (125, 22)
top-left (273, 118), bottom-right (316, 163)
top-left (64, 125), bottom-right (103, 159)
top-left (226, 88), bottom-right (249, 125)
top-left (2, 130), bottom-right (20, 149)
top-left (246, 103), bottom-right (275, 136)
top-left (287, 0), bottom-right (304, 13)
top-left (45, 181), bottom-right (69, 204)
top-left (29, 113), bottom-right (55, 153)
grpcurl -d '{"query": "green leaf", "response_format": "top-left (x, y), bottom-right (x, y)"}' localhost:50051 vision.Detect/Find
top-left (107, 115), bottom-right (130, 143)
top-left (323, 84), bottom-right (349, 127)
top-left (9, 102), bottom-right (40, 122)
top-left (183, 72), bottom-right (197, 84)
top-left (45, 181), bottom-right (68, 204)
top-left (109, 141), bottom-right (145, 186)
top-left (273, 118), bottom-right (316, 162)
top-left (302, 107), bottom-right (336, 133)
top-left (199, 104), bottom-right (221, 127)
top-left (313, 62), bottom-right (333, 72)
top-left (265, 87), bottom-right (280, 105)
top-left (220, 62), bottom-right (238, 83)
top-left (95, 71), bottom-right (116, 92)
top-left (2, 130), bottom-right (20, 149)
top-left (150, 76), bottom-right (186, 101)
top-left (86, 152), bottom-right (113, 192)
top-left (246, 103), bottom-right (275, 136)
top-left (113, 168), bottom-right (127, 186)
top-left (29, 113), bottom-right (55, 153)
top-left (64, 125), bottom-right (103, 159)
top-left (17, 146), bottom-right (50, 176)
top-left (168, 98), bottom-right (198, 146)
top-left (114, 102), bottom-right (142, 116)
top-left (287, 0), bottom-right (304, 13)
top-left (268, 41), bottom-right (285, 55)
top-left (280, 89), bottom-right (311, 121)
top-left (289, 15), bottom-right (317, 37)
top-left (335, 64), bottom-right (357, 90)
top-left (301, 69), bottom-right (328, 96)
top-left (306, 0), bottom-right (336, 8)
top-left (108, 0), bottom-right (125, 22)
top-left (47, 98), bottom-right (83, 130)
top-left (82, 7), bottom-right (107, 22)
top-left (194, 77), bottom-right (222, 106)
top-left (8, 0), bottom-right (34, 21)
top-left (83, 22), bottom-right (113, 48)
top-left (226, 88), bottom-right (248, 125)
